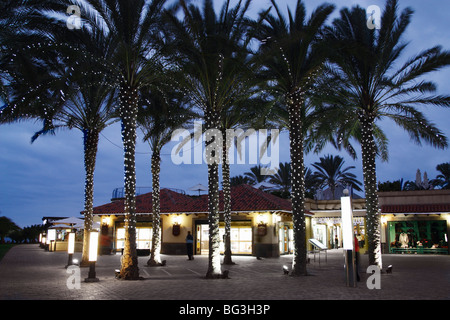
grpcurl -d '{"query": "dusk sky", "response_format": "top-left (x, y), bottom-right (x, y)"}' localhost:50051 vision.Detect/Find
top-left (1, 0), bottom-right (449, 228)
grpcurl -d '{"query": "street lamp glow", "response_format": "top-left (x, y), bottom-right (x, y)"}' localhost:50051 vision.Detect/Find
top-left (68, 232), bottom-right (75, 254)
top-left (88, 230), bottom-right (99, 262)
top-left (47, 229), bottom-right (56, 245)
top-left (340, 196), bottom-right (354, 250)
top-left (85, 230), bottom-right (100, 282)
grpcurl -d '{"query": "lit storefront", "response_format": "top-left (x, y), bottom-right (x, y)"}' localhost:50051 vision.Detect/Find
top-left (90, 185), bottom-right (312, 258)
top-left (379, 190), bottom-right (450, 255)
top-left (307, 198), bottom-right (368, 252)
top-left (196, 221), bottom-right (253, 255)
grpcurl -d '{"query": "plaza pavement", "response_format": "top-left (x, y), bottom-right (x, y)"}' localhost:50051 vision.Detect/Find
top-left (0, 244), bottom-right (449, 301)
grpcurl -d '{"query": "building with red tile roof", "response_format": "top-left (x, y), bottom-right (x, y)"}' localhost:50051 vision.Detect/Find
top-left (91, 184), bottom-right (313, 258)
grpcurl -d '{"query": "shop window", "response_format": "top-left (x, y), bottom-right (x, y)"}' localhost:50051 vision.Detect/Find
top-left (388, 220), bottom-right (448, 253)
top-left (116, 227), bottom-right (152, 250)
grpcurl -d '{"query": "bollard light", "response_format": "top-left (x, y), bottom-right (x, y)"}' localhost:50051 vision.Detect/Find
top-left (283, 265), bottom-right (289, 275)
top-left (66, 232), bottom-right (75, 268)
top-left (85, 230), bottom-right (99, 282)
top-left (47, 229), bottom-right (56, 251)
top-left (341, 195), bottom-right (356, 287)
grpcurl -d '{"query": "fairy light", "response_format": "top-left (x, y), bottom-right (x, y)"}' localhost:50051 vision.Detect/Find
top-left (358, 111), bottom-right (382, 269)
top-left (117, 82), bottom-right (140, 280)
top-left (148, 151), bottom-right (162, 266)
top-left (222, 128), bottom-right (233, 264)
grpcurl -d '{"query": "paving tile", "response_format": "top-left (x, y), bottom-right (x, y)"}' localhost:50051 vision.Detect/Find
top-left (0, 244), bottom-right (449, 301)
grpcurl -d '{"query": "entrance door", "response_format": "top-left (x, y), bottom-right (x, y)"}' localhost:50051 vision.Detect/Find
top-left (200, 224), bottom-right (209, 255)
top-left (279, 224), bottom-right (290, 254)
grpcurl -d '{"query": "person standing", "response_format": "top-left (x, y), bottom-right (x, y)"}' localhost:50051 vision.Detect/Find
top-left (186, 231), bottom-right (194, 260)
top-left (354, 234), bottom-right (360, 281)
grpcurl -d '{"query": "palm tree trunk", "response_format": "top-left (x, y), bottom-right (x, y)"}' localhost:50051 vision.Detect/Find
top-left (205, 111), bottom-right (223, 278)
top-left (119, 85), bottom-right (140, 280)
top-left (147, 151), bottom-right (163, 266)
top-left (222, 129), bottom-right (234, 265)
top-left (359, 112), bottom-right (382, 269)
top-left (289, 96), bottom-right (308, 276)
top-left (80, 129), bottom-right (99, 267)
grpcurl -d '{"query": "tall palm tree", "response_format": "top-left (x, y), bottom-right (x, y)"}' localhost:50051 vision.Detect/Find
top-left (77, 0), bottom-right (168, 279)
top-left (2, 5), bottom-right (119, 266)
top-left (221, 97), bottom-right (266, 265)
top-left (319, 0), bottom-right (450, 268)
top-left (253, 0), bottom-right (335, 276)
top-left (164, 0), bottom-right (256, 278)
top-left (138, 86), bottom-right (196, 266)
top-left (311, 154), bottom-right (362, 199)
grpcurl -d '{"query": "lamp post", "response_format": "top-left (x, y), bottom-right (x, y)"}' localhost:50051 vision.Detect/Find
top-left (341, 192), bottom-right (356, 287)
top-left (66, 232), bottom-right (75, 268)
top-left (85, 230), bottom-right (99, 282)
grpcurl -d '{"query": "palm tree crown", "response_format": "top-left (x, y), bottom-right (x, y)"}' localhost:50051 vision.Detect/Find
top-left (311, 154), bottom-right (362, 200)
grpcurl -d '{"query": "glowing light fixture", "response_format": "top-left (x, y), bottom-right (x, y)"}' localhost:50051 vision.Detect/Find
top-left (66, 232), bottom-right (76, 268)
top-left (88, 230), bottom-right (99, 262)
top-left (68, 232), bottom-right (75, 254)
top-left (340, 196), bottom-right (354, 250)
top-left (257, 214), bottom-right (268, 225)
top-left (85, 230), bottom-right (99, 282)
top-left (47, 229), bottom-right (56, 251)
top-left (341, 195), bottom-right (356, 287)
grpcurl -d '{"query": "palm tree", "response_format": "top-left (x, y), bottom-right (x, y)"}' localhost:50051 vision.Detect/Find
top-left (164, 0), bottom-right (256, 278)
top-left (0, 216), bottom-right (20, 243)
top-left (244, 165), bottom-right (268, 185)
top-left (377, 179), bottom-right (405, 192)
top-left (433, 162), bottom-right (450, 189)
top-left (221, 97), bottom-right (266, 265)
top-left (138, 87), bottom-right (196, 267)
top-left (230, 175), bottom-right (251, 186)
top-left (269, 162), bottom-right (291, 192)
top-left (2, 0), bottom-right (123, 266)
top-left (304, 167), bottom-right (321, 199)
top-left (253, 0), bottom-right (335, 276)
top-left (77, 0), bottom-right (168, 279)
top-left (311, 154), bottom-right (362, 199)
top-left (319, 0), bottom-right (450, 268)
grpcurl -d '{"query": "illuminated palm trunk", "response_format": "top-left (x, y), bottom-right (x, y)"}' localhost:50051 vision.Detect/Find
top-left (288, 94), bottom-right (307, 276)
top-left (222, 129), bottom-right (233, 265)
top-left (205, 110), bottom-right (222, 278)
top-left (81, 129), bottom-right (99, 266)
top-left (359, 112), bottom-right (382, 269)
top-left (119, 85), bottom-right (140, 280)
top-left (148, 152), bottom-right (162, 266)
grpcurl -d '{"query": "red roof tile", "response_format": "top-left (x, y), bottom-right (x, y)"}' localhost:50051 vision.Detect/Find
top-left (381, 203), bottom-right (450, 213)
top-left (92, 184), bottom-right (299, 215)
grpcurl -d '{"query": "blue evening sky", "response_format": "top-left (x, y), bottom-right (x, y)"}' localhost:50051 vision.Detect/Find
top-left (1, 0), bottom-right (449, 227)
